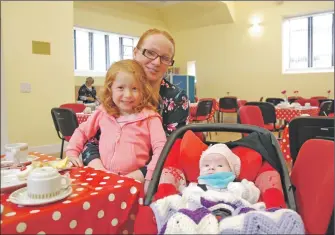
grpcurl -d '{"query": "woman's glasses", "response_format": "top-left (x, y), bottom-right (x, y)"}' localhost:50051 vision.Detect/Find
top-left (140, 48), bottom-right (174, 66)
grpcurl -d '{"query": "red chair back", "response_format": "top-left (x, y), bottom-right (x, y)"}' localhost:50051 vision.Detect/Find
top-left (60, 103), bottom-right (86, 113)
top-left (311, 96), bottom-right (327, 100)
top-left (296, 98), bottom-right (319, 107)
top-left (291, 139), bottom-right (334, 234)
top-left (238, 106), bottom-right (265, 128)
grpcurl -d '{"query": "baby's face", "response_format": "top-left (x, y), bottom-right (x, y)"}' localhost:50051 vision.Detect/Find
top-left (200, 153), bottom-right (232, 176)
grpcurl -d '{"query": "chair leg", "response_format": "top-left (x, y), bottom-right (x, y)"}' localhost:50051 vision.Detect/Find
top-left (60, 139), bottom-right (64, 159)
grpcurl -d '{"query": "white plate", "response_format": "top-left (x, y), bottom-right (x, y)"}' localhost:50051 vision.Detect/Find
top-left (9, 186), bottom-right (73, 206)
top-left (1, 155), bottom-right (39, 166)
top-left (1, 173), bottom-right (27, 192)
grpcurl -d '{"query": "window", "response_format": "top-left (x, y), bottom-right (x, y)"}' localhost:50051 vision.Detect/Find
top-left (282, 12), bottom-right (334, 73)
top-left (74, 27), bottom-right (139, 76)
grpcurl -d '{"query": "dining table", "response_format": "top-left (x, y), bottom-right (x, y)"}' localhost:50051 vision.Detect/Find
top-left (1, 152), bottom-right (142, 234)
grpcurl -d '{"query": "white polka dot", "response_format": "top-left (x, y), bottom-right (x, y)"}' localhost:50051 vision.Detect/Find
top-left (95, 187), bottom-right (103, 191)
top-left (90, 192), bottom-right (98, 196)
top-left (5, 212), bottom-right (16, 217)
top-left (69, 220), bottom-right (77, 229)
top-left (135, 180), bottom-right (141, 183)
top-left (97, 210), bottom-right (104, 218)
top-left (16, 222), bottom-right (27, 233)
top-left (86, 178), bottom-right (93, 181)
top-left (30, 210), bottom-right (40, 214)
top-left (83, 202), bottom-right (90, 210)
top-left (123, 230), bottom-right (128, 234)
top-left (63, 200), bottom-right (71, 204)
top-left (138, 198), bottom-right (143, 205)
top-left (84, 166), bottom-right (88, 168)
top-left (287, 155), bottom-right (290, 159)
top-left (81, 183), bottom-right (88, 186)
top-left (287, 145), bottom-right (290, 148)
top-left (90, 173), bottom-right (97, 176)
top-left (1, 204), bottom-right (3, 214)
top-left (79, 170), bottom-right (85, 173)
top-left (74, 174), bottom-right (81, 177)
top-left (17, 205), bottom-right (24, 208)
top-left (70, 193), bottom-right (79, 198)
top-left (85, 228), bottom-right (93, 234)
top-left (111, 218), bottom-right (118, 226)
top-left (48, 155), bottom-right (53, 158)
top-left (71, 179), bottom-right (76, 182)
top-left (117, 180), bottom-right (124, 183)
top-left (37, 231), bottom-right (46, 235)
top-left (130, 186), bottom-right (137, 194)
top-left (100, 182), bottom-right (106, 185)
top-left (0, 220), bottom-right (2, 224)
top-left (121, 202), bottom-right (127, 209)
top-left (283, 149), bottom-right (286, 153)
top-left (76, 188), bottom-right (84, 192)
top-left (114, 185), bottom-right (121, 188)
top-left (103, 176), bottom-right (110, 180)
top-left (283, 139), bottom-right (286, 143)
top-left (52, 211), bottom-right (61, 221)
top-left (287, 134), bottom-right (289, 137)
top-left (108, 193), bottom-right (115, 201)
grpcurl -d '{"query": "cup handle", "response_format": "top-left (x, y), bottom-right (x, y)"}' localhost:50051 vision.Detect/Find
top-left (61, 175), bottom-right (71, 189)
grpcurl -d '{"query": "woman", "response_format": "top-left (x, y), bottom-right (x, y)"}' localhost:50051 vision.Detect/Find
top-left (75, 29), bottom-right (190, 173)
top-left (77, 77), bottom-right (97, 104)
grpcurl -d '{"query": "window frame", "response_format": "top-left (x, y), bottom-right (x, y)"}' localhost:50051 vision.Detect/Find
top-left (282, 11), bottom-right (334, 74)
top-left (73, 27), bottom-right (139, 77)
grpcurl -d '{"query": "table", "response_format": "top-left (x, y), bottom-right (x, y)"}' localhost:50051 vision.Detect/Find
top-left (276, 107), bottom-right (319, 165)
top-left (275, 107), bottom-right (319, 122)
top-left (76, 113), bottom-right (91, 124)
top-left (1, 153), bottom-right (142, 234)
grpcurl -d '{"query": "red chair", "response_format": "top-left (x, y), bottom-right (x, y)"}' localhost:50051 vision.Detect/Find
top-left (60, 103), bottom-right (86, 113)
top-left (291, 139), bottom-right (334, 234)
top-left (192, 100), bottom-right (214, 139)
top-left (295, 98), bottom-right (319, 107)
top-left (311, 96), bottom-right (327, 100)
top-left (238, 106), bottom-right (265, 128)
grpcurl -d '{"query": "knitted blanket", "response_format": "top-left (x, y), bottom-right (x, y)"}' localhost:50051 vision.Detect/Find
top-left (150, 184), bottom-right (304, 234)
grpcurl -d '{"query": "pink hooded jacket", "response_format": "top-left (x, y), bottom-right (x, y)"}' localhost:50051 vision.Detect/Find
top-left (66, 106), bottom-right (167, 180)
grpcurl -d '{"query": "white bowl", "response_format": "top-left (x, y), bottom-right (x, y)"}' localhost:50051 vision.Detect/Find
top-left (4, 143), bottom-right (28, 163)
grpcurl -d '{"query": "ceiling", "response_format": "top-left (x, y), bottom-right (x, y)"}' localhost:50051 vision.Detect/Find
top-left (74, 1), bottom-right (236, 32)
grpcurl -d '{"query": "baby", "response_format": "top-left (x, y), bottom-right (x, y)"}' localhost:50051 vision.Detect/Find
top-left (195, 143), bottom-right (260, 204)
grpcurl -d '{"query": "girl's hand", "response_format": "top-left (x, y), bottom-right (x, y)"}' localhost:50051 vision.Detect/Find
top-left (87, 158), bottom-right (107, 171)
top-left (68, 156), bottom-right (83, 167)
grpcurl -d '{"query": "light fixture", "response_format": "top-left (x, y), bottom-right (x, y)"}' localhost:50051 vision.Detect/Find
top-left (248, 15), bottom-right (264, 37)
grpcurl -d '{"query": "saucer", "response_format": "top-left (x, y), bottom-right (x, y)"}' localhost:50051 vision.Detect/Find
top-left (1, 155), bottom-right (39, 166)
top-left (1, 172), bottom-right (27, 192)
top-left (9, 186), bottom-right (72, 206)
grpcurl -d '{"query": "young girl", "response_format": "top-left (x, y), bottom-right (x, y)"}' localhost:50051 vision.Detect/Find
top-left (66, 59), bottom-right (167, 188)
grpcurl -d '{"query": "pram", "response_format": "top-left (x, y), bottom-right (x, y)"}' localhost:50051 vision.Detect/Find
top-left (134, 123), bottom-right (301, 234)
top-left (145, 123), bottom-right (295, 208)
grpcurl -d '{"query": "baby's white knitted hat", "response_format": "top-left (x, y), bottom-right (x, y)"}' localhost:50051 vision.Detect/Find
top-left (200, 144), bottom-right (241, 177)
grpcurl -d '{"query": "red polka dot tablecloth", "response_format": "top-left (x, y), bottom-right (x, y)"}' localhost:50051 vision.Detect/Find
top-left (1, 152), bottom-right (142, 234)
top-left (275, 107), bottom-right (319, 122)
top-left (279, 125), bottom-right (292, 162)
top-left (76, 113), bottom-right (91, 124)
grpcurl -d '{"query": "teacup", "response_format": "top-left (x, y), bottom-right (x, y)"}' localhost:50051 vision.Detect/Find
top-left (27, 167), bottom-right (70, 199)
top-left (305, 102), bottom-right (311, 107)
top-left (4, 143), bottom-right (28, 164)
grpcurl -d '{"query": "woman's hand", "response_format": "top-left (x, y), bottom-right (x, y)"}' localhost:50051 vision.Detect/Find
top-left (68, 156), bottom-right (83, 167)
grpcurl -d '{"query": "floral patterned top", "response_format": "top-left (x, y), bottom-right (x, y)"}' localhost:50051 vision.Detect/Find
top-left (81, 78), bottom-right (189, 165)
